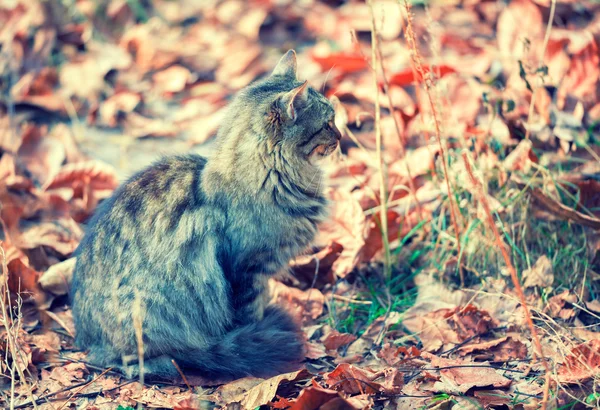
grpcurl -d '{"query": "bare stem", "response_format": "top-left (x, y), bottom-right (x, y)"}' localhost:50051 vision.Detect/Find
top-left (401, 0), bottom-right (463, 285)
top-left (0, 244), bottom-right (38, 410)
top-left (524, 0), bottom-right (557, 140)
top-left (461, 152), bottom-right (551, 410)
top-left (368, 0), bottom-right (392, 282)
top-left (372, 19), bottom-right (424, 225)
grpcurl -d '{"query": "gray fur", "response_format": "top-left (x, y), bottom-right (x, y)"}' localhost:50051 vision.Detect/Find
top-left (70, 50), bottom-right (341, 380)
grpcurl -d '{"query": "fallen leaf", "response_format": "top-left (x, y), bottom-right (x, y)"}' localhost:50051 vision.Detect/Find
top-left (423, 353), bottom-right (512, 394)
top-left (389, 64), bottom-right (456, 87)
top-left (318, 189), bottom-right (365, 278)
top-left (98, 90), bottom-right (142, 127)
top-left (311, 51), bottom-right (367, 75)
top-left (290, 242), bottom-right (342, 290)
top-left (152, 64), bottom-right (192, 94)
top-left (458, 336), bottom-right (528, 362)
top-left (546, 290), bottom-right (577, 320)
top-left (45, 160), bottom-right (119, 191)
top-left (557, 339), bottom-right (600, 384)
top-left (497, 0), bottom-right (544, 60)
top-left (324, 363), bottom-right (402, 395)
top-left (289, 384), bottom-right (360, 410)
top-left (270, 280), bottom-right (325, 322)
top-left (322, 330), bottom-right (357, 351)
top-left (403, 304), bottom-right (499, 352)
top-left (38, 257), bottom-right (76, 296)
top-left (213, 369), bottom-right (309, 409)
top-left (523, 255), bottom-right (554, 289)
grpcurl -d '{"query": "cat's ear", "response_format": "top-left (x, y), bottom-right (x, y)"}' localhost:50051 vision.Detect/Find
top-left (271, 49), bottom-right (297, 79)
top-left (281, 80), bottom-right (309, 121)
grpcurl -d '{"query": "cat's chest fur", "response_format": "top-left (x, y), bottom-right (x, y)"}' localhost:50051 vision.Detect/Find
top-left (224, 200), bottom-right (326, 277)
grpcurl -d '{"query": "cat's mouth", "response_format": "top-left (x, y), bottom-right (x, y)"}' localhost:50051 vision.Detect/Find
top-left (310, 142), bottom-right (339, 158)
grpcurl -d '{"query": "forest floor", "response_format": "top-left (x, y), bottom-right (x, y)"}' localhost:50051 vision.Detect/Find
top-left (1, 0), bottom-right (600, 409)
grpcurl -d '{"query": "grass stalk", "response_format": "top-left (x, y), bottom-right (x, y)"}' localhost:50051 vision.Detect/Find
top-left (401, 0), bottom-right (463, 285)
top-left (461, 152), bottom-right (551, 410)
top-left (368, 0), bottom-right (392, 282)
top-left (372, 16), bottom-right (425, 225)
top-left (525, 0), bottom-right (557, 140)
top-left (1, 244), bottom-right (38, 410)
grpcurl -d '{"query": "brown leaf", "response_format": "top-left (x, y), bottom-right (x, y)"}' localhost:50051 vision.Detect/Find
top-left (289, 384), bottom-right (360, 410)
top-left (318, 189), bottom-right (365, 278)
top-left (47, 362), bottom-right (88, 386)
top-left (523, 255), bottom-right (554, 289)
top-left (458, 336), bottom-right (528, 362)
top-left (270, 280), bottom-right (325, 323)
top-left (290, 242), bottom-right (342, 290)
top-left (17, 217), bottom-right (83, 256)
top-left (5, 248), bottom-right (48, 307)
top-left (311, 51), bottom-right (367, 75)
top-left (546, 290), bottom-right (577, 320)
top-left (99, 90), bottom-right (142, 127)
top-left (60, 42), bottom-right (132, 99)
top-left (324, 363), bottom-right (402, 395)
top-left (153, 64), bottom-right (192, 94)
top-left (423, 353), bottom-right (512, 394)
top-left (125, 113), bottom-right (180, 139)
top-left (497, 0), bottom-right (543, 60)
top-left (212, 369), bottom-right (309, 409)
top-left (38, 257), bottom-right (76, 296)
top-left (45, 160), bottom-right (119, 191)
top-left (403, 304), bottom-right (499, 352)
top-left (322, 330), bottom-right (357, 351)
top-left (389, 64), bottom-right (456, 87)
top-left (174, 397), bottom-right (199, 410)
top-left (514, 177), bottom-right (600, 229)
top-left (557, 339), bottom-right (600, 384)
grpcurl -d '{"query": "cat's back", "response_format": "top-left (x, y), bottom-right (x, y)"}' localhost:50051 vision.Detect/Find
top-left (74, 154), bottom-right (210, 277)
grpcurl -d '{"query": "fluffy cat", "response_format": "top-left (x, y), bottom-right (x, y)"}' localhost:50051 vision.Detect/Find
top-left (70, 50), bottom-right (341, 379)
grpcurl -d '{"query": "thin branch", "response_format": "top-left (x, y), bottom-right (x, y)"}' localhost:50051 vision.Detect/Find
top-left (401, 0), bottom-right (463, 285)
top-left (368, 0), bottom-right (392, 282)
top-left (461, 152), bottom-right (551, 410)
top-left (57, 367), bottom-right (113, 410)
top-left (371, 19), bottom-right (424, 224)
top-left (525, 0), bottom-right (557, 140)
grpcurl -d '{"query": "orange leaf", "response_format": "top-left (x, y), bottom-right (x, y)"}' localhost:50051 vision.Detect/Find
top-left (311, 52), bottom-right (367, 74)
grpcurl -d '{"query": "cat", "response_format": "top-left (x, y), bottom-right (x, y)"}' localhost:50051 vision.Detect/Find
top-left (70, 49), bottom-right (342, 380)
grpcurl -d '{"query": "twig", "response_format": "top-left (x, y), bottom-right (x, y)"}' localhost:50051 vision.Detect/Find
top-left (371, 15), bottom-right (424, 225)
top-left (461, 152), bottom-right (551, 410)
top-left (401, 0), bottom-right (463, 285)
top-left (0, 243), bottom-right (39, 410)
top-left (525, 0), bottom-right (557, 140)
top-left (171, 360), bottom-right (192, 391)
top-left (132, 290), bottom-right (145, 410)
top-left (57, 367), bottom-right (113, 410)
top-left (368, 0), bottom-right (392, 282)
top-left (331, 294), bottom-right (373, 305)
top-left (15, 380), bottom-right (137, 409)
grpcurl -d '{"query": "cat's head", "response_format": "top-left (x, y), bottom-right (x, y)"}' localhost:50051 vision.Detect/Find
top-left (235, 50), bottom-right (342, 165)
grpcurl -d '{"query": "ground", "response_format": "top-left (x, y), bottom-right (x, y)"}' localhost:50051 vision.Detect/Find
top-left (1, 0), bottom-right (600, 409)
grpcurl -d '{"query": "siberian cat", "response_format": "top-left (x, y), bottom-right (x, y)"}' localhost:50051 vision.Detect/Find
top-left (71, 50), bottom-right (341, 379)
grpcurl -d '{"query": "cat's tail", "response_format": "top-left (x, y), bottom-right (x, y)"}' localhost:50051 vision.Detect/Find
top-left (173, 305), bottom-right (305, 379)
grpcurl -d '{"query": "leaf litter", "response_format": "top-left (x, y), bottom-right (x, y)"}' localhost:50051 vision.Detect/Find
top-left (1, 0), bottom-right (600, 409)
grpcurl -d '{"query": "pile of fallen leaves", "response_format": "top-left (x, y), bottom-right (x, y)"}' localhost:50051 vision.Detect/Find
top-left (1, 0), bottom-right (600, 408)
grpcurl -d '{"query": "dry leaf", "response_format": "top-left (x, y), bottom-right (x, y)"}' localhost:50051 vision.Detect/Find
top-left (522, 255), bottom-right (554, 289)
top-left (423, 353), bottom-right (512, 394)
top-left (39, 257), bottom-right (76, 296)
